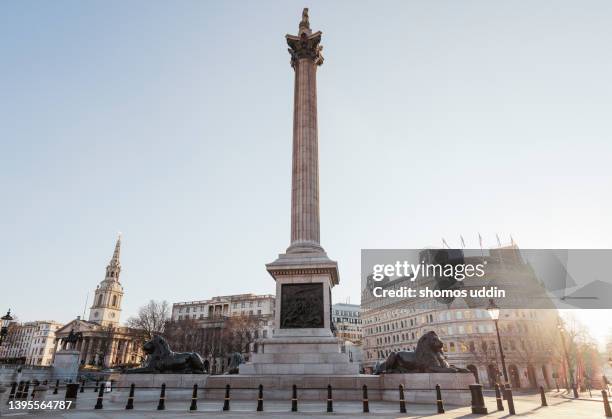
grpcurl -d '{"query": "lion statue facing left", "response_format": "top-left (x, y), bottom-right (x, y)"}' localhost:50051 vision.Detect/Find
top-left (373, 331), bottom-right (470, 374)
top-left (126, 335), bottom-right (205, 374)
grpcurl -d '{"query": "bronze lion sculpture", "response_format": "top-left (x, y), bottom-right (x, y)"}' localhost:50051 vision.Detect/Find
top-left (373, 331), bottom-right (470, 374)
top-left (126, 335), bottom-right (205, 374)
top-left (225, 352), bottom-right (244, 374)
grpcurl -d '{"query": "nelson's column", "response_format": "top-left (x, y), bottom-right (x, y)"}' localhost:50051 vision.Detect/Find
top-left (240, 9), bottom-right (358, 375)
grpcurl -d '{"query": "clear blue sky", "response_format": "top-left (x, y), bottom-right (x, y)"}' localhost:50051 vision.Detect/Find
top-left (1, 1), bottom-right (611, 339)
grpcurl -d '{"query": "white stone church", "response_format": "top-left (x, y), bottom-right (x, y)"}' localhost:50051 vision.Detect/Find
top-left (53, 235), bottom-right (145, 368)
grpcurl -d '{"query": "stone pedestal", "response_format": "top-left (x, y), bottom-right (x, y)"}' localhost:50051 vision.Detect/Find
top-left (52, 350), bottom-right (80, 383)
top-left (239, 252), bottom-right (358, 375)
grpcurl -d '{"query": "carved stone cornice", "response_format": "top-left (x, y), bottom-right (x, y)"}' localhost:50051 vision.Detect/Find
top-left (286, 31), bottom-right (324, 68)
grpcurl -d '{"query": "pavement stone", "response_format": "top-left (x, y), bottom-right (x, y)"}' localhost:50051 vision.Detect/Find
top-left (0, 389), bottom-right (609, 418)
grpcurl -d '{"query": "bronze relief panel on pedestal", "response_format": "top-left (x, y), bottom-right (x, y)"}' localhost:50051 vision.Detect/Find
top-left (280, 283), bottom-right (324, 328)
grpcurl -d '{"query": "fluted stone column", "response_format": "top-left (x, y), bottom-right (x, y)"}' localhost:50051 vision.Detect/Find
top-left (286, 9), bottom-right (325, 255)
top-left (260, 9), bottom-right (344, 348)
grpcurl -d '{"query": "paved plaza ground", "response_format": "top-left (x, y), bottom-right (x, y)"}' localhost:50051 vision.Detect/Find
top-left (1, 388), bottom-right (610, 418)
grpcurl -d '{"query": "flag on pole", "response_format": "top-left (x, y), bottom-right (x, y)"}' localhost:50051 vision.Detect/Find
top-left (478, 233), bottom-right (483, 249)
top-left (442, 238), bottom-right (450, 249)
top-left (510, 235), bottom-right (515, 246)
top-left (460, 235), bottom-right (466, 248)
top-left (496, 233), bottom-right (502, 247)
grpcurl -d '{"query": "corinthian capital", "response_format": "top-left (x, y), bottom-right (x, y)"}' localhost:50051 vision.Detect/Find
top-left (286, 31), bottom-right (324, 68)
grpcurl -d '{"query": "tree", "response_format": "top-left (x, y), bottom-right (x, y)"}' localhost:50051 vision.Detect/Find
top-left (127, 300), bottom-right (170, 339)
top-left (222, 314), bottom-right (261, 354)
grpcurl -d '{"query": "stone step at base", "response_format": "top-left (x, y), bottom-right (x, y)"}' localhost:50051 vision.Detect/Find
top-left (250, 352), bottom-right (351, 364)
top-left (256, 337), bottom-right (343, 354)
top-left (239, 362), bottom-right (360, 375)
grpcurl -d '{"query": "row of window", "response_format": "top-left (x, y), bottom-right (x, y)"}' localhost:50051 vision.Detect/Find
top-left (178, 300), bottom-right (271, 314)
top-left (177, 309), bottom-right (265, 320)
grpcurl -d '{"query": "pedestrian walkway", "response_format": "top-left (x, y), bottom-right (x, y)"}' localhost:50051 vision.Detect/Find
top-left (1, 389), bottom-right (610, 418)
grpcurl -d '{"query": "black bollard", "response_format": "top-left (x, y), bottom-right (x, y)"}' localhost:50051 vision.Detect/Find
top-left (362, 384), bottom-right (369, 413)
top-left (291, 384), bottom-right (298, 412)
top-left (190, 384), bottom-right (198, 411)
top-left (52, 379), bottom-right (59, 395)
top-left (469, 384), bottom-right (488, 414)
top-left (65, 383), bottom-right (79, 408)
top-left (80, 379), bottom-right (85, 393)
top-left (399, 384), bottom-right (406, 413)
top-left (602, 390), bottom-right (612, 418)
top-left (157, 383), bottom-right (166, 410)
top-left (223, 384), bottom-right (230, 411)
top-left (125, 383), bottom-right (135, 410)
top-left (94, 382), bottom-right (105, 410)
top-left (494, 384), bottom-right (504, 411)
top-left (326, 384), bottom-right (333, 412)
top-left (21, 381), bottom-right (30, 401)
top-left (7, 382), bottom-right (17, 403)
top-left (539, 386), bottom-right (548, 407)
top-left (506, 388), bottom-right (516, 415)
top-left (15, 381), bottom-right (23, 400)
top-left (436, 384), bottom-right (445, 414)
top-left (503, 383), bottom-right (510, 400)
top-left (256, 384), bottom-right (263, 412)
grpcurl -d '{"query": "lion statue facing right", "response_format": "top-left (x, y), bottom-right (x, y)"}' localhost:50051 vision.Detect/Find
top-left (126, 335), bottom-right (205, 374)
top-left (373, 331), bottom-right (470, 374)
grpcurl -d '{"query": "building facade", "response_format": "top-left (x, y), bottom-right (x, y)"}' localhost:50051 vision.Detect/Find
top-left (54, 235), bottom-right (144, 368)
top-left (172, 293), bottom-right (275, 325)
top-left (0, 320), bottom-right (63, 366)
top-left (332, 303), bottom-right (362, 344)
top-left (171, 293), bottom-right (275, 340)
top-left (169, 294), bottom-right (275, 373)
top-left (361, 246), bottom-right (563, 389)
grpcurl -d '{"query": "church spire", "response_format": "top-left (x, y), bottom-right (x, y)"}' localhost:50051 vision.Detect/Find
top-left (90, 233), bottom-right (125, 326)
top-left (105, 233), bottom-right (122, 281)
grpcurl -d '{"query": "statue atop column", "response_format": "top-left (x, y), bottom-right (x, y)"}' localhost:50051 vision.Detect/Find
top-left (299, 8), bottom-right (311, 35)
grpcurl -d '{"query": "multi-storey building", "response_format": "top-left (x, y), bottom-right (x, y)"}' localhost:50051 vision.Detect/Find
top-left (26, 321), bottom-right (63, 365)
top-left (332, 303), bottom-right (362, 344)
top-left (0, 321), bottom-right (34, 362)
top-left (332, 303), bottom-right (364, 371)
top-left (362, 246), bottom-right (564, 389)
top-left (172, 293), bottom-right (275, 323)
top-left (0, 320), bottom-right (63, 366)
top-left (169, 294), bottom-right (275, 373)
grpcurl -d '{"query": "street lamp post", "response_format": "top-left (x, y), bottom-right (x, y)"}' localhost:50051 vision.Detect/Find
top-left (486, 299), bottom-right (509, 388)
top-left (557, 319), bottom-right (579, 398)
top-left (1, 309), bottom-right (14, 346)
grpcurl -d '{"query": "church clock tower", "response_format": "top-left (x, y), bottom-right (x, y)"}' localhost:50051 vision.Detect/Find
top-left (89, 235), bottom-right (124, 326)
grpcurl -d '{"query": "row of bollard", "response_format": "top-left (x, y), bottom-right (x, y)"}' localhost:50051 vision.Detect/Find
top-left (87, 382), bottom-right (428, 413)
top-left (32, 378), bottom-right (611, 416)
